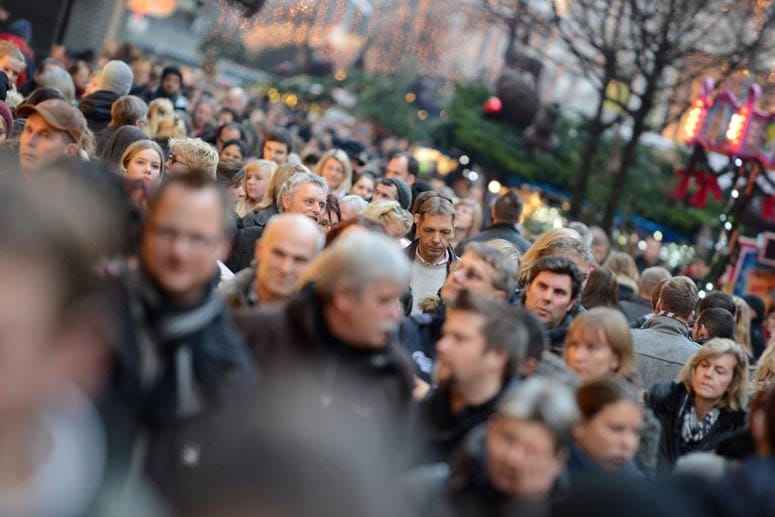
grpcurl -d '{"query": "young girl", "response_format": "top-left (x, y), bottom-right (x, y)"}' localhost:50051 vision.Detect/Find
top-left (120, 140), bottom-right (164, 210)
top-left (237, 159), bottom-right (277, 218)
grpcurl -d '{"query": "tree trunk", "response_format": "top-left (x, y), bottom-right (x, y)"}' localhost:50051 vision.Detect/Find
top-left (570, 87), bottom-right (608, 219)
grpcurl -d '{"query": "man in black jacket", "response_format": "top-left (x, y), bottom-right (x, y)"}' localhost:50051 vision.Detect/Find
top-left (409, 290), bottom-right (533, 465)
top-left (456, 189), bottom-right (531, 255)
top-left (234, 232), bottom-right (414, 461)
top-left (110, 174), bottom-right (255, 504)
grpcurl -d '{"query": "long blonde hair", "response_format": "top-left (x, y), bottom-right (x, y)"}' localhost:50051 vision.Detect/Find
top-left (237, 159), bottom-right (277, 217)
top-left (314, 149), bottom-right (352, 195)
top-left (679, 338), bottom-right (750, 411)
top-left (255, 163), bottom-right (310, 211)
top-left (146, 98), bottom-right (175, 139)
top-left (733, 295), bottom-right (753, 357)
top-left (752, 342), bottom-right (775, 395)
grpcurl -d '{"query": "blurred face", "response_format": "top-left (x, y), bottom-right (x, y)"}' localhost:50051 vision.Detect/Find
top-left (72, 64), bottom-right (91, 90)
top-left (591, 242), bottom-right (608, 264)
top-left (386, 155), bottom-right (412, 183)
top-left (574, 401), bottom-right (643, 472)
top-left (217, 128), bottom-right (242, 151)
top-left (332, 280), bottom-right (405, 348)
top-left (165, 151), bottom-right (190, 176)
top-left (318, 209), bottom-right (340, 234)
top-left (0, 55), bottom-right (24, 84)
top-left (19, 114), bottom-right (77, 171)
top-left (437, 309), bottom-right (502, 388)
top-left (0, 255), bottom-right (61, 415)
top-left (486, 416), bottom-right (565, 499)
top-left (256, 225), bottom-right (320, 303)
top-left (125, 148), bottom-right (162, 184)
top-left (415, 213), bottom-right (454, 264)
top-left (373, 182), bottom-right (398, 203)
top-left (220, 144), bottom-right (243, 163)
top-left (564, 326), bottom-right (619, 382)
top-left (245, 167), bottom-right (269, 203)
top-left (691, 353), bottom-right (736, 404)
top-left (281, 182), bottom-right (326, 222)
top-left (524, 271), bottom-right (575, 329)
top-left (383, 220), bottom-right (408, 241)
top-left (141, 184), bottom-right (228, 306)
top-left (194, 102), bottom-right (213, 128)
top-left (321, 157), bottom-right (345, 191)
top-left (441, 250), bottom-right (503, 303)
top-left (162, 74), bottom-right (181, 95)
top-left (350, 175), bottom-right (375, 200)
top-left (455, 205), bottom-right (474, 234)
top-left (227, 183), bottom-right (245, 207)
top-left (263, 140), bottom-right (289, 164)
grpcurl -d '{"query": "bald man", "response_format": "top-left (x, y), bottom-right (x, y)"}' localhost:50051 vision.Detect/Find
top-left (220, 214), bottom-right (324, 309)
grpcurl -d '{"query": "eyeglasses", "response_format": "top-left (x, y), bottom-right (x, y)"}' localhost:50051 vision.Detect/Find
top-left (168, 154), bottom-right (188, 166)
top-left (147, 223), bottom-right (221, 250)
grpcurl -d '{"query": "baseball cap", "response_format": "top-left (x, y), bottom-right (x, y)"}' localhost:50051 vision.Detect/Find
top-left (17, 99), bottom-right (86, 145)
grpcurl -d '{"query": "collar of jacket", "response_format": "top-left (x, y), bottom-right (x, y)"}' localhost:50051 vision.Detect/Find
top-left (405, 239), bottom-right (458, 269)
top-left (287, 283), bottom-right (406, 370)
top-left (641, 314), bottom-right (690, 337)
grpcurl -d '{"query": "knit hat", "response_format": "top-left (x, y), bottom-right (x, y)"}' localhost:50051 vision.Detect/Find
top-left (98, 60), bottom-right (133, 96)
top-left (161, 65), bottom-right (183, 82)
top-left (9, 19), bottom-right (32, 42)
top-left (0, 101), bottom-right (12, 134)
top-left (385, 177), bottom-right (412, 210)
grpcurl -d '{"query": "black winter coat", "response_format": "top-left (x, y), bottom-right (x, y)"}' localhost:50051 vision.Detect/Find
top-left (79, 90), bottom-right (120, 132)
top-left (646, 382), bottom-right (746, 471)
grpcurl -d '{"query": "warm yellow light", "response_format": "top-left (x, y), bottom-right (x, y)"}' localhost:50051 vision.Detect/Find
top-left (334, 70), bottom-right (347, 81)
top-left (488, 180), bottom-right (502, 194)
top-left (405, 92), bottom-right (416, 103)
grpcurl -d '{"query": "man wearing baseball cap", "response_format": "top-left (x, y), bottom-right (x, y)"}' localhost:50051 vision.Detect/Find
top-left (17, 98), bottom-right (86, 171)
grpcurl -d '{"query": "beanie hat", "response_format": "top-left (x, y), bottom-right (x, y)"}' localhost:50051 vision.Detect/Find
top-left (0, 101), bottom-right (12, 134)
top-left (161, 65), bottom-right (183, 82)
top-left (98, 60), bottom-right (133, 96)
top-left (9, 19), bottom-right (32, 42)
top-left (385, 177), bottom-right (412, 210)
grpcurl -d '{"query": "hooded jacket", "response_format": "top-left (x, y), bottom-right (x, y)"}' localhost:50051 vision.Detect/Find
top-left (79, 90), bottom-right (120, 132)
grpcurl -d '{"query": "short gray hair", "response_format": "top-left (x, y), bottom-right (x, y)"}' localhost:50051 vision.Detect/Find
top-left (38, 67), bottom-right (76, 105)
top-left (497, 376), bottom-right (579, 451)
top-left (278, 172), bottom-right (329, 208)
top-left (300, 232), bottom-right (410, 298)
top-left (340, 194), bottom-right (369, 215)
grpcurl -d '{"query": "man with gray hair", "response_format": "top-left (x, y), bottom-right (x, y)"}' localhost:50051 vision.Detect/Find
top-left (278, 171), bottom-right (328, 222)
top-left (220, 213), bottom-right (324, 310)
top-left (234, 232), bottom-right (414, 456)
top-left (401, 376), bottom-right (577, 514)
top-left (620, 265), bottom-right (672, 325)
top-left (225, 172), bottom-right (328, 272)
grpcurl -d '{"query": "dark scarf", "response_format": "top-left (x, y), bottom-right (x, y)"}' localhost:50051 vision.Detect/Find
top-left (128, 269), bottom-right (254, 427)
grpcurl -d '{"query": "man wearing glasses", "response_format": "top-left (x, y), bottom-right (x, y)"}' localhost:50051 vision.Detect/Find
top-left (166, 137), bottom-right (219, 180)
top-left (113, 173), bottom-right (255, 497)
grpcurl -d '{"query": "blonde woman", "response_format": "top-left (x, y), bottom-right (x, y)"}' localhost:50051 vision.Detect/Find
top-left (451, 198), bottom-right (483, 250)
top-left (236, 159), bottom-right (277, 218)
top-left (564, 307), bottom-right (637, 384)
top-left (752, 343), bottom-right (775, 395)
top-left (362, 200), bottom-right (413, 246)
top-left (647, 338), bottom-right (749, 470)
top-left (604, 250), bottom-right (640, 301)
top-left (518, 227), bottom-right (594, 286)
top-left (314, 148), bottom-right (352, 196)
top-left (146, 98), bottom-right (176, 139)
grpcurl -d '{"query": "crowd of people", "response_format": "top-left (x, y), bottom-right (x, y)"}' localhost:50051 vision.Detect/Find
top-left (0, 17), bottom-right (775, 517)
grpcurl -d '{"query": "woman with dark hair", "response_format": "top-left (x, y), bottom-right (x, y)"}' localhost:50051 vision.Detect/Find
top-left (569, 377), bottom-right (644, 478)
top-left (99, 125), bottom-right (147, 174)
top-left (581, 267), bottom-right (619, 310)
top-left (319, 193), bottom-right (341, 235)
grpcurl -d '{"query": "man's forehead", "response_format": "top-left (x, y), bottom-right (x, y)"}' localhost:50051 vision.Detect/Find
top-left (389, 156), bottom-right (407, 170)
top-left (294, 182), bottom-right (324, 197)
top-left (532, 270), bottom-right (571, 287)
top-left (461, 251), bottom-right (493, 272)
top-left (26, 113), bottom-right (64, 133)
top-left (418, 213), bottom-right (454, 229)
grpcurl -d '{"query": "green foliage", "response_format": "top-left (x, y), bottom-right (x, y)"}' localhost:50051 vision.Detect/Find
top-left (437, 83), bottom-right (722, 236)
